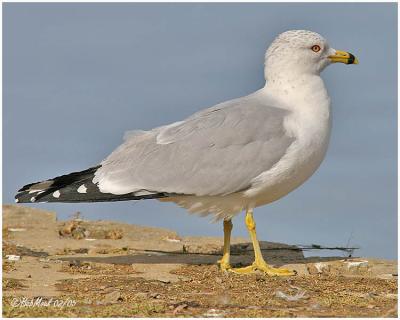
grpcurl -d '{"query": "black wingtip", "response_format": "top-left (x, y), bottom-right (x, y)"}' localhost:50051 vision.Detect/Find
top-left (14, 165), bottom-right (169, 203)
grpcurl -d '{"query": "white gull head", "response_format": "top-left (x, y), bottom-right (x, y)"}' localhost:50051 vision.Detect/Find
top-left (264, 30), bottom-right (357, 82)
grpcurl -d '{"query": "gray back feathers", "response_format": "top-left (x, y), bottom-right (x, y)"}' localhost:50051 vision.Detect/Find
top-left (94, 92), bottom-right (294, 196)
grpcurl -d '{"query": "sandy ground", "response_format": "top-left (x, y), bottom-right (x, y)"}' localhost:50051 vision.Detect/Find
top-left (2, 204), bottom-right (398, 317)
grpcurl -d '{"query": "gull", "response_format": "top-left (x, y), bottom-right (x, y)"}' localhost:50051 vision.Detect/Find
top-left (15, 30), bottom-right (358, 276)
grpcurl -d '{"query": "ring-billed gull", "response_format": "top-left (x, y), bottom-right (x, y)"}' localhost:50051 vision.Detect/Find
top-left (15, 30), bottom-right (358, 276)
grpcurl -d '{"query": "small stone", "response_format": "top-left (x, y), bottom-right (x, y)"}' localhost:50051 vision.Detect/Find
top-left (215, 277), bottom-right (223, 284)
top-left (203, 308), bottom-right (226, 317)
top-left (255, 273), bottom-right (265, 282)
top-left (178, 276), bottom-right (190, 282)
top-left (104, 290), bottom-right (122, 304)
top-left (346, 260), bottom-right (369, 269)
top-left (150, 293), bottom-right (161, 299)
top-left (157, 278), bottom-right (171, 284)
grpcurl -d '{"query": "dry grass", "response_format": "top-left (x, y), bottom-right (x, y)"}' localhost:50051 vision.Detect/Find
top-left (4, 263), bottom-right (397, 318)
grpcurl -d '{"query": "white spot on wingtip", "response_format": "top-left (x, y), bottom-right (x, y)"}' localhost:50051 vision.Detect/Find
top-left (52, 190), bottom-right (61, 198)
top-left (15, 198), bottom-right (19, 203)
top-left (30, 197), bottom-right (36, 202)
top-left (77, 184), bottom-right (87, 194)
top-left (28, 189), bottom-right (42, 194)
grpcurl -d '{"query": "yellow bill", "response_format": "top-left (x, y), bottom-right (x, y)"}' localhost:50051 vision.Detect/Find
top-left (329, 50), bottom-right (359, 65)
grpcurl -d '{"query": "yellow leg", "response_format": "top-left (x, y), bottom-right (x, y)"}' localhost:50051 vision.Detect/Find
top-left (218, 219), bottom-right (232, 271)
top-left (230, 209), bottom-right (295, 276)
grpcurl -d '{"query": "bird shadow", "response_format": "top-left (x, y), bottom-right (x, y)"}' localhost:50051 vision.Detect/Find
top-left (57, 241), bottom-right (353, 268)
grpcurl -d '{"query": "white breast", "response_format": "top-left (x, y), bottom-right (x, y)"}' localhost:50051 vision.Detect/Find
top-left (244, 75), bottom-right (331, 207)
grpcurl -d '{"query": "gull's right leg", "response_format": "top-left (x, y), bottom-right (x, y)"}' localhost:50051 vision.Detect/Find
top-left (218, 219), bottom-right (232, 271)
top-left (229, 209), bottom-right (295, 276)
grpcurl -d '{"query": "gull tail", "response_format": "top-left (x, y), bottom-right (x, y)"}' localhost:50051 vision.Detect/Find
top-left (15, 165), bottom-right (167, 203)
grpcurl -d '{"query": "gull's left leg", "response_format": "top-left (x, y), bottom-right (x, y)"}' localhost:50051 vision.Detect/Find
top-left (218, 219), bottom-right (232, 271)
top-left (231, 209), bottom-right (295, 276)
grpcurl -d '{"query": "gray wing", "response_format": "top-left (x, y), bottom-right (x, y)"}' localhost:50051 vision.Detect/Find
top-left (93, 93), bottom-right (294, 196)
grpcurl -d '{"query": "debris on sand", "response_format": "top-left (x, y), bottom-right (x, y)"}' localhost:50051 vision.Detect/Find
top-left (105, 229), bottom-right (123, 240)
top-left (59, 220), bottom-right (88, 240)
top-left (59, 218), bottom-right (124, 241)
top-left (345, 260), bottom-right (369, 269)
top-left (203, 308), bottom-right (227, 317)
top-left (275, 286), bottom-right (309, 301)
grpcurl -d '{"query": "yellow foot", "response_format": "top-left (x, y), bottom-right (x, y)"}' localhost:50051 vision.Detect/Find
top-left (218, 259), bottom-right (231, 272)
top-left (229, 261), bottom-right (296, 276)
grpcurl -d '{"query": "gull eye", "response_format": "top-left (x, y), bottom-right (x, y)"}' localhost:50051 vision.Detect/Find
top-left (311, 45), bottom-right (321, 53)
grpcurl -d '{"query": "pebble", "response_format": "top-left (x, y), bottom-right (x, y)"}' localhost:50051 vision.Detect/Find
top-left (103, 290), bottom-right (122, 304)
top-left (203, 308), bottom-right (226, 317)
top-left (346, 260), bottom-right (369, 269)
top-left (157, 278), bottom-right (171, 284)
top-left (150, 293), bottom-right (161, 299)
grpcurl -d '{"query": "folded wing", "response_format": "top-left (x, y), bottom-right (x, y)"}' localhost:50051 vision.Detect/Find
top-left (93, 93), bottom-right (295, 197)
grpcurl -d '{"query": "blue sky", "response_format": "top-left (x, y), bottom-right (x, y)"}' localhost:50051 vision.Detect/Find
top-left (3, 3), bottom-right (397, 259)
